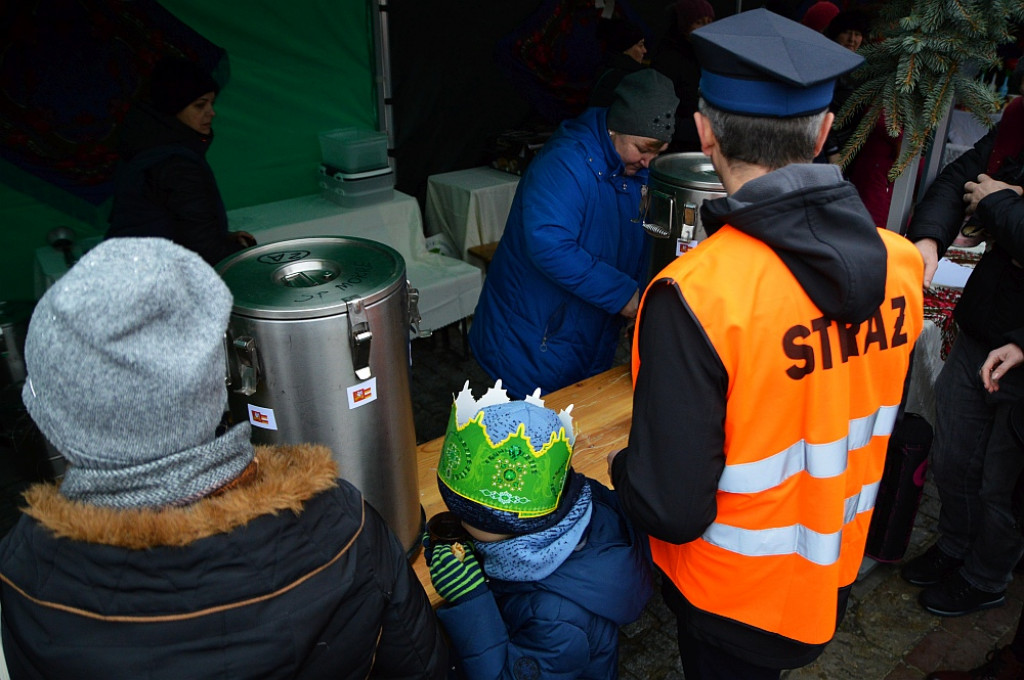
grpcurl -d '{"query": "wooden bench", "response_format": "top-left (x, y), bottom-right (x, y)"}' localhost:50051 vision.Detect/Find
top-left (466, 241), bottom-right (500, 272)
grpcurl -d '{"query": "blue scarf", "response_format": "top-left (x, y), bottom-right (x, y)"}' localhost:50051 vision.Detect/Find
top-left (476, 480), bottom-right (593, 582)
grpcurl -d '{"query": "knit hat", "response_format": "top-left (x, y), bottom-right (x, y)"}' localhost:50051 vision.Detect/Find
top-left (607, 69), bottom-right (679, 142)
top-left (22, 237), bottom-right (254, 508)
top-left (437, 381), bottom-right (579, 535)
top-left (800, 1), bottom-right (840, 33)
top-left (599, 17), bottom-right (645, 54)
top-left (824, 9), bottom-right (871, 42)
top-left (148, 57), bottom-right (220, 116)
top-left (674, 0), bottom-right (715, 33)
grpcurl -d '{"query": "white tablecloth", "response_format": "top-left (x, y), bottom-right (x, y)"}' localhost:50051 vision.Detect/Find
top-left (227, 192), bottom-right (481, 334)
top-left (424, 167), bottom-right (519, 261)
top-left (905, 320), bottom-right (943, 425)
top-left (34, 235), bottom-right (103, 299)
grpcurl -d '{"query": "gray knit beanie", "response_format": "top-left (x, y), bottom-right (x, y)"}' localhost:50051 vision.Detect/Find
top-left (606, 70), bottom-right (679, 142)
top-left (22, 237), bottom-right (254, 508)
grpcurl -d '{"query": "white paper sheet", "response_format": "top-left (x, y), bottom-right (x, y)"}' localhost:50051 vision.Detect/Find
top-left (932, 257), bottom-right (974, 289)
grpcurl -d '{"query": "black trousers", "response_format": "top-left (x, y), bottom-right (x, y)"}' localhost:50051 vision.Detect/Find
top-left (661, 576), bottom-right (782, 680)
top-left (676, 626), bottom-right (780, 680)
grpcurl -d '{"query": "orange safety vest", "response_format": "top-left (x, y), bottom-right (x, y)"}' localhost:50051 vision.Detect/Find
top-left (632, 225), bottom-right (923, 645)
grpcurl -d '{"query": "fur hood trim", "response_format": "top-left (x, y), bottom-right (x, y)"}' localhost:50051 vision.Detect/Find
top-left (21, 444), bottom-right (339, 549)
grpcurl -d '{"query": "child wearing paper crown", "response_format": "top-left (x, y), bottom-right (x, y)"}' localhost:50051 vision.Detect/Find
top-left (424, 381), bottom-right (653, 680)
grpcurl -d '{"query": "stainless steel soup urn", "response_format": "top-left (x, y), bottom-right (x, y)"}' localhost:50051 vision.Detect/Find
top-left (641, 152), bottom-right (727, 277)
top-left (218, 236), bottom-right (422, 553)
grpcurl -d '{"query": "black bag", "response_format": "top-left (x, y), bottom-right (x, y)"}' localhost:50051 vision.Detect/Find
top-left (865, 412), bottom-right (934, 562)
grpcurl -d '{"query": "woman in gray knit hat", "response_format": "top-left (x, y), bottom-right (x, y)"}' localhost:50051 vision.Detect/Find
top-left (468, 69), bottom-right (678, 400)
top-left (0, 237), bottom-right (447, 679)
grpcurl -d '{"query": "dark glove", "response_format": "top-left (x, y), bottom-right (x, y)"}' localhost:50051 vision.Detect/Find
top-left (423, 532), bottom-right (488, 604)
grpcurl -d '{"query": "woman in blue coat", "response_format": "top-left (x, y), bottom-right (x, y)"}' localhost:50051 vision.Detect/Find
top-left (469, 70), bottom-right (678, 398)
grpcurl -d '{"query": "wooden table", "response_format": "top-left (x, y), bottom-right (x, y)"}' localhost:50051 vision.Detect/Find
top-left (412, 364), bottom-right (634, 606)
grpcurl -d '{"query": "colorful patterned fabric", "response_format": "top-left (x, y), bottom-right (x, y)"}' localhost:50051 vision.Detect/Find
top-left (495, 0), bottom-right (647, 123)
top-left (924, 286), bottom-right (963, 361)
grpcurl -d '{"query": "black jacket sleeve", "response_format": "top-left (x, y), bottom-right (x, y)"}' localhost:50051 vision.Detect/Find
top-left (905, 128), bottom-right (997, 254)
top-left (611, 280), bottom-right (727, 544)
top-left (365, 503), bottom-right (449, 679)
top-left (154, 155), bottom-right (243, 266)
top-left (1006, 327), bottom-right (1024, 349)
top-left (977, 189), bottom-right (1024, 262)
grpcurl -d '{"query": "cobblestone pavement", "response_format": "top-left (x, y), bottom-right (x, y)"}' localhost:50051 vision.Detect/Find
top-left (410, 324), bottom-right (1024, 680)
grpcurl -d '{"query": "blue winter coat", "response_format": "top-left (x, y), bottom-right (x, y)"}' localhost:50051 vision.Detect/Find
top-left (468, 107), bottom-right (652, 398)
top-left (437, 481), bottom-right (652, 680)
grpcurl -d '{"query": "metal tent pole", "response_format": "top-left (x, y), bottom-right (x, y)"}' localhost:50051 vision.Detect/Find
top-left (371, 0), bottom-right (395, 172)
top-left (917, 104), bottom-right (954, 200)
top-left (885, 136), bottom-right (918, 233)
top-left (884, 103), bottom-right (954, 233)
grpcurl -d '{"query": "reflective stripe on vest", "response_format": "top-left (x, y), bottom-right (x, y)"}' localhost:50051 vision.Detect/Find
top-left (703, 479), bottom-right (881, 566)
top-left (719, 403), bottom-right (900, 494)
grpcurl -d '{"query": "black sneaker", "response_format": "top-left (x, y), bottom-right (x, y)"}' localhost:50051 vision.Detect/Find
top-left (919, 572), bottom-right (1006, 617)
top-left (902, 544), bottom-right (964, 587)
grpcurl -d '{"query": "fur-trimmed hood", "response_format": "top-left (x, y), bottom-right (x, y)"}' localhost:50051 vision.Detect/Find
top-left (20, 443), bottom-right (338, 549)
top-left (0, 443), bottom-right (451, 679)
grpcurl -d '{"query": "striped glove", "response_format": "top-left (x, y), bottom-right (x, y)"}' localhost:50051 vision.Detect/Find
top-left (424, 535), bottom-right (488, 604)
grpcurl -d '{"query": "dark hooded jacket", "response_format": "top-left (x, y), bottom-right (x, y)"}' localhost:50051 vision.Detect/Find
top-left (0, 445), bottom-right (448, 680)
top-left (437, 480), bottom-right (651, 680)
top-left (106, 101), bottom-right (244, 266)
top-left (588, 55), bottom-right (646, 108)
top-left (650, 29), bottom-right (702, 153)
top-left (612, 163), bottom-right (897, 668)
top-left (905, 110), bottom-right (1024, 350)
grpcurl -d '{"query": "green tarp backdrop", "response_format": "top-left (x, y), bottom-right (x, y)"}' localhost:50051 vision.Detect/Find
top-left (1, 0), bottom-right (377, 301)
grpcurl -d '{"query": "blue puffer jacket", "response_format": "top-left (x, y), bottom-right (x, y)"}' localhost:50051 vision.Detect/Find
top-left (438, 481), bottom-right (652, 680)
top-left (468, 107), bottom-right (651, 398)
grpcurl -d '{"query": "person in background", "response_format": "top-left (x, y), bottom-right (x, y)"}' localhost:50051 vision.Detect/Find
top-left (424, 383), bottom-right (651, 679)
top-left (468, 69), bottom-right (678, 399)
top-left (927, 336), bottom-right (1024, 679)
top-left (106, 57), bottom-right (255, 266)
top-left (588, 17), bottom-right (648, 107)
top-left (651, 0), bottom-right (715, 152)
top-left (819, 7), bottom-right (902, 228)
top-left (820, 7), bottom-right (873, 164)
top-left (0, 238), bottom-right (447, 679)
top-left (900, 92), bottom-right (1024, 618)
top-left (608, 9), bottom-right (923, 678)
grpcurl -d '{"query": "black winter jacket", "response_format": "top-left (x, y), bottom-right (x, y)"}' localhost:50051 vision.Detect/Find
top-left (106, 102), bottom-right (245, 266)
top-left (0, 444), bottom-right (448, 680)
top-left (905, 127), bottom-right (1024, 349)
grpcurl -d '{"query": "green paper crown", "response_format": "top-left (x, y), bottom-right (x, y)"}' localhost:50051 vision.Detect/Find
top-left (437, 381), bottom-right (575, 518)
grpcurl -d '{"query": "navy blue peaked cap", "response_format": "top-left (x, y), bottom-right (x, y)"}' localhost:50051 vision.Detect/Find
top-left (691, 8), bottom-right (864, 117)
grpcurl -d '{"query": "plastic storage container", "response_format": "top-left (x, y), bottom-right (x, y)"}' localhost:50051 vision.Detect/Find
top-left (318, 127), bottom-right (389, 173)
top-left (318, 166), bottom-right (394, 208)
